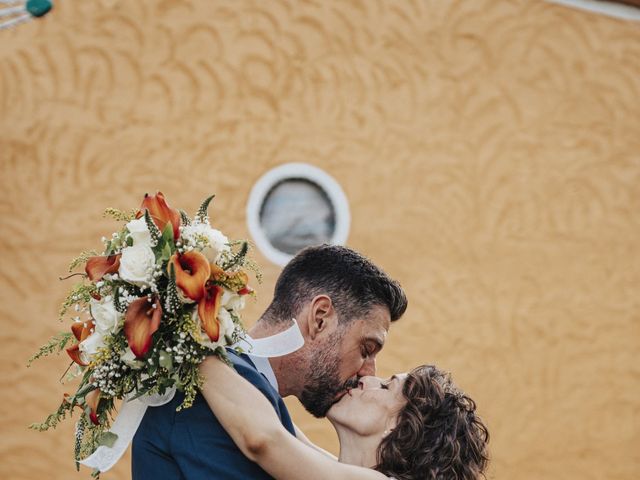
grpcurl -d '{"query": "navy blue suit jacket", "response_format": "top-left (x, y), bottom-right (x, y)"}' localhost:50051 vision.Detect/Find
top-left (132, 351), bottom-right (295, 479)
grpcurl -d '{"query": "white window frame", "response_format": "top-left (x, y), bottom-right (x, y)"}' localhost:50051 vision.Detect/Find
top-left (545, 0), bottom-right (640, 21)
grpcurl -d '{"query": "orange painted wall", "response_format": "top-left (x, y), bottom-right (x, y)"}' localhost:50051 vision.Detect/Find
top-left (1, 1), bottom-right (639, 479)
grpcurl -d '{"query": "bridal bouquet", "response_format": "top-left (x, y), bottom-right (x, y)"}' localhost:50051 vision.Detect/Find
top-left (29, 192), bottom-right (256, 467)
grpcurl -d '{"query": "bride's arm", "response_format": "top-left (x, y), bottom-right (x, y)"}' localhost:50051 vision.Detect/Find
top-left (293, 423), bottom-right (338, 460)
top-left (199, 356), bottom-right (386, 480)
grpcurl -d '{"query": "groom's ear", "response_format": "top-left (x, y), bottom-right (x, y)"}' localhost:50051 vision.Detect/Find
top-left (307, 295), bottom-right (337, 341)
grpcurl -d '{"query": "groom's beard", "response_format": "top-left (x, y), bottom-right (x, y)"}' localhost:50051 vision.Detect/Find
top-left (299, 334), bottom-right (358, 418)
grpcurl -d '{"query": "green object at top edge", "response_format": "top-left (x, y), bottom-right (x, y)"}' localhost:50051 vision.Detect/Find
top-left (26, 0), bottom-right (53, 18)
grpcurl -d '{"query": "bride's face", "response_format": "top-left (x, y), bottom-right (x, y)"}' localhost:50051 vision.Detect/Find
top-left (327, 374), bottom-right (407, 437)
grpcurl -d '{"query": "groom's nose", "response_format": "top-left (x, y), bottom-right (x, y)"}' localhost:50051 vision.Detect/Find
top-left (357, 355), bottom-right (376, 377)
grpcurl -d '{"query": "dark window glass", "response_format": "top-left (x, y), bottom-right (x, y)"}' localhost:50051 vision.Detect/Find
top-left (259, 178), bottom-right (336, 255)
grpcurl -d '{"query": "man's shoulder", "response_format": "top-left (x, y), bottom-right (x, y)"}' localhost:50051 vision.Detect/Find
top-left (225, 348), bottom-right (257, 372)
top-left (225, 350), bottom-right (273, 390)
top-left (226, 348), bottom-right (253, 365)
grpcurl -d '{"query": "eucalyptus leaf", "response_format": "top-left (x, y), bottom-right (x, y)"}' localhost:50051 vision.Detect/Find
top-left (124, 359), bottom-right (145, 370)
top-left (97, 431), bottom-right (119, 448)
top-left (158, 351), bottom-right (173, 371)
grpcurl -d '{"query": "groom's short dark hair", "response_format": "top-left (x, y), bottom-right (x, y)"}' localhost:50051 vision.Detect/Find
top-left (263, 244), bottom-right (407, 325)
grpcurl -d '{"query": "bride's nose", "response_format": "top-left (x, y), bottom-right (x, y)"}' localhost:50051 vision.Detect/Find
top-left (359, 376), bottom-right (383, 389)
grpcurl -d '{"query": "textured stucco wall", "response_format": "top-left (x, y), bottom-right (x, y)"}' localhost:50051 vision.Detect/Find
top-left (1, 1), bottom-right (639, 479)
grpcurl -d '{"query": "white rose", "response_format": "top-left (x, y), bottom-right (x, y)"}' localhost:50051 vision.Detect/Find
top-left (221, 289), bottom-right (245, 312)
top-left (121, 347), bottom-right (144, 369)
top-left (193, 307), bottom-right (236, 350)
top-left (218, 308), bottom-right (236, 339)
top-left (119, 244), bottom-right (156, 286)
top-left (126, 217), bottom-right (152, 246)
top-left (90, 296), bottom-right (122, 335)
top-left (121, 347), bottom-right (136, 362)
top-left (79, 330), bottom-right (105, 358)
top-left (182, 223), bottom-right (230, 263)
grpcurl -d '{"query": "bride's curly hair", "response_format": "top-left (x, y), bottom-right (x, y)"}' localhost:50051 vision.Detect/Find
top-left (375, 365), bottom-right (489, 480)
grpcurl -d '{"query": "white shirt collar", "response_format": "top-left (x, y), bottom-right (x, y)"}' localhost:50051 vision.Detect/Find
top-left (233, 320), bottom-right (305, 392)
top-left (235, 318), bottom-right (304, 391)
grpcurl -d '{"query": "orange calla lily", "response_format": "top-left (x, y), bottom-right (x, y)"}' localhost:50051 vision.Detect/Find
top-left (170, 251), bottom-right (211, 302)
top-left (64, 388), bottom-right (101, 425)
top-left (66, 320), bottom-right (96, 366)
top-left (85, 254), bottom-right (121, 282)
top-left (65, 344), bottom-right (85, 366)
top-left (85, 388), bottom-right (101, 425)
top-left (209, 265), bottom-right (252, 295)
top-left (124, 297), bottom-right (162, 358)
top-left (198, 284), bottom-right (223, 342)
top-left (136, 192), bottom-right (181, 241)
top-left (71, 320), bottom-right (95, 342)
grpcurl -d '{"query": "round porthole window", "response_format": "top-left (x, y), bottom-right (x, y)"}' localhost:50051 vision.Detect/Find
top-left (246, 163), bottom-right (351, 266)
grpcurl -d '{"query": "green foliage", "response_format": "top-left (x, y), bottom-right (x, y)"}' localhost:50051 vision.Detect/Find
top-left (74, 416), bottom-right (87, 470)
top-left (214, 346), bottom-right (234, 367)
top-left (195, 194), bottom-right (215, 224)
top-left (97, 431), bottom-right (118, 448)
top-left (103, 207), bottom-right (136, 222)
top-left (161, 222), bottom-right (174, 245)
top-left (176, 364), bottom-right (203, 411)
top-left (27, 332), bottom-right (74, 366)
top-left (67, 250), bottom-right (99, 273)
top-left (70, 415), bottom-right (114, 473)
top-left (223, 240), bottom-right (262, 283)
top-left (104, 228), bottom-right (129, 255)
top-left (222, 241), bottom-right (248, 270)
top-left (244, 257), bottom-right (263, 284)
top-left (58, 283), bottom-right (97, 321)
top-left (30, 399), bottom-right (74, 431)
top-left (165, 264), bottom-right (181, 315)
top-left (158, 351), bottom-right (173, 371)
top-left (144, 209), bottom-right (162, 245)
top-left (157, 223), bottom-right (176, 263)
top-left (112, 286), bottom-right (127, 314)
top-left (179, 209), bottom-right (191, 226)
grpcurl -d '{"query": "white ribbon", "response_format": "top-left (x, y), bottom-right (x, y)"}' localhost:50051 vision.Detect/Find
top-left (80, 319), bottom-right (304, 472)
top-left (236, 318), bottom-right (305, 358)
top-left (79, 389), bottom-right (175, 471)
